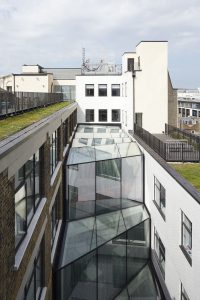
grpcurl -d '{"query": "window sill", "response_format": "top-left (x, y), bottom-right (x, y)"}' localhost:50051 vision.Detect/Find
top-left (40, 287), bottom-right (47, 300)
top-left (153, 200), bottom-right (166, 221)
top-left (63, 144), bottom-right (70, 158)
top-left (180, 245), bottom-right (192, 266)
top-left (14, 197), bottom-right (47, 270)
top-left (50, 161), bottom-right (62, 187)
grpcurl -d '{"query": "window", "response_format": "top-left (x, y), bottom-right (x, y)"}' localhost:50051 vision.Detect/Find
top-left (122, 83), bottom-right (124, 97)
top-left (86, 109), bottom-right (94, 122)
top-left (15, 150), bottom-right (41, 249)
top-left (111, 84), bottom-right (120, 96)
top-left (186, 109), bottom-right (190, 117)
top-left (23, 244), bottom-right (43, 300)
top-left (98, 84), bottom-right (107, 96)
top-left (178, 108), bottom-right (181, 114)
top-left (99, 109), bottom-right (107, 122)
top-left (54, 85), bottom-right (76, 100)
top-left (50, 130), bottom-right (58, 175)
top-left (112, 109), bottom-right (120, 122)
top-left (192, 110), bottom-right (197, 117)
top-left (51, 189), bottom-right (60, 248)
top-left (154, 229), bottom-right (165, 276)
top-left (154, 177), bottom-right (166, 219)
top-left (85, 84), bottom-right (94, 96)
top-left (181, 211), bottom-right (192, 264)
top-left (181, 284), bottom-right (190, 300)
top-left (127, 58), bottom-right (134, 72)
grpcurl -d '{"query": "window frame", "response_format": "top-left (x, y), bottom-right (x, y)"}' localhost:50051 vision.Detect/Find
top-left (111, 109), bottom-right (120, 122)
top-left (50, 130), bottom-right (58, 176)
top-left (153, 176), bottom-right (166, 220)
top-left (154, 229), bottom-right (165, 277)
top-left (98, 84), bottom-right (107, 97)
top-left (181, 283), bottom-right (190, 300)
top-left (111, 84), bottom-right (120, 97)
top-left (15, 150), bottom-right (42, 250)
top-left (180, 211), bottom-right (192, 265)
top-left (85, 109), bottom-right (94, 122)
top-left (99, 109), bottom-right (107, 122)
top-left (85, 84), bottom-right (94, 97)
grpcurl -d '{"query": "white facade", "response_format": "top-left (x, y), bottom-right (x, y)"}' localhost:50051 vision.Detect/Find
top-left (138, 140), bottom-right (200, 300)
top-left (76, 41), bottom-right (169, 133)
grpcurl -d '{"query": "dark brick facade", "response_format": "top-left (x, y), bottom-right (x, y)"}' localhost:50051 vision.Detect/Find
top-left (0, 106), bottom-right (77, 300)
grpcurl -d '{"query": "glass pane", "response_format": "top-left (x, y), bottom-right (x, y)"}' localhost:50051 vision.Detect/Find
top-left (68, 163), bottom-right (95, 219)
top-left (36, 251), bottom-right (42, 299)
top-left (127, 219), bottom-right (150, 282)
top-left (35, 151), bottom-right (40, 205)
top-left (122, 156), bottom-right (143, 207)
top-left (122, 205), bottom-right (149, 230)
top-left (15, 185), bottom-right (26, 247)
top-left (26, 171), bottom-right (34, 224)
top-left (67, 147), bottom-right (95, 165)
top-left (98, 233), bottom-right (126, 300)
top-left (59, 217), bottom-right (96, 267)
top-left (96, 159), bottom-right (121, 214)
top-left (96, 211), bottom-right (126, 247)
top-left (59, 250), bottom-right (97, 300)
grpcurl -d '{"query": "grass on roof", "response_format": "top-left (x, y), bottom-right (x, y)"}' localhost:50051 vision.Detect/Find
top-left (0, 101), bottom-right (70, 141)
top-left (170, 163), bottom-right (200, 192)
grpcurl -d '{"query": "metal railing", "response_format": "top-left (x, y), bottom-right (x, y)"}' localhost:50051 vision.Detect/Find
top-left (134, 124), bottom-right (200, 162)
top-left (0, 91), bottom-right (63, 118)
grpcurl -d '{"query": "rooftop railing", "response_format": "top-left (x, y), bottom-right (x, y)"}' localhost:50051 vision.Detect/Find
top-left (0, 91), bottom-right (63, 118)
top-left (133, 123), bottom-right (200, 162)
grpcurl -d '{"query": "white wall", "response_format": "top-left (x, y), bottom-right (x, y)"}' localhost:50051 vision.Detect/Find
top-left (139, 142), bottom-right (200, 300)
top-left (76, 74), bottom-right (129, 126)
top-left (15, 74), bottom-right (53, 93)
top-left (135, 42), bottom-right (168, 133)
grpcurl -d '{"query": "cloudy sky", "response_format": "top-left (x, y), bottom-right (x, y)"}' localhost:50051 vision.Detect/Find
top-left (0, 0), bottom-right (200, 88)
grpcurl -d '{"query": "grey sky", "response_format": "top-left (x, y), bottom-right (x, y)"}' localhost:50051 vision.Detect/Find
top-left (0, 0), bottom-right (200, 88)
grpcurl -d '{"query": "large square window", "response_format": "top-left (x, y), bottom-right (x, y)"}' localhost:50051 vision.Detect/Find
top-left (154, 229), bottom-right (165, 277)
top-left (111, 84), bottom-right (120, 96)
top-left (15, 149), bottom-right (41, 249)
top-left (86, 109), bottom-right (94, 122)
top-left (112, 109), bottom-right (120, 122)
top-left (99, 110), bottom-right (107, 122)
top-left (85, 84), bottom-right (94, 97)
top-left (154, 177), bottom-right (166, 220)
top-left (98, 84), bottom-right (107, 96)
top-left (181, 211), bottom-right (192, 264)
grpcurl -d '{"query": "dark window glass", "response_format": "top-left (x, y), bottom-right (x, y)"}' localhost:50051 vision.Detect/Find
top-left (50, 130), bottom-right (58, 175)
top-left (98, 84), bottom-right (107, 96)
top-left (179, 108), bottom-right (181, 114)
top-left (24, 244), bottom-right (43, 300)
top-left (127, 58), bottom-right (134, 71)
top-left (85, 84), bottom-right (94, 96)
top-left (181, 212), bottom-right (192, 260)
top-left (99, 110), bottom-right (107, 122)
top-left (15, 185), bottom-right (27, 248)
top-left (111, 84), bottom-right (120, 96)
top-left (192, 110), bottom-right (197, 117)
top-left (96, 159), bottom-right (120, 181)
top-left (154, 229), bottom-right (165, 277)
top-left (63, 120), bottom-right (68, 147)
top-left (112, 109), bottom-right (120, 122)
top-left (154, 177), bottom-right (165, 219)
top-left (186, 109), bottom-right (190, 117)
top-left (86, 109), bottom-right (94, 122)
top-left (15, 150), bottom-right (41, 249)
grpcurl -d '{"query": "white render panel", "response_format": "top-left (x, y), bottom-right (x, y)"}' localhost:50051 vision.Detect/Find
top-left (14, 74), bottom-right (53, 92)
top-left (135, 42), bottom-right (168, 133)
top-left (139, 142), bottom-right (200, 300)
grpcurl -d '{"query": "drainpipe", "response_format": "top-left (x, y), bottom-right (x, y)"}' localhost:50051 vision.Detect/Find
top-left (132, 71), bottom-right (136, 132)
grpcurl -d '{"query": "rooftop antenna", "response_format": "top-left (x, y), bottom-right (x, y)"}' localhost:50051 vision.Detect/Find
top-left (82, 48), bottom-right (86, 66)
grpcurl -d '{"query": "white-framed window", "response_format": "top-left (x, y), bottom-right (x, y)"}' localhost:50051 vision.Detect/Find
top-left (154, 176), bottom-right (166, 219)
